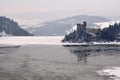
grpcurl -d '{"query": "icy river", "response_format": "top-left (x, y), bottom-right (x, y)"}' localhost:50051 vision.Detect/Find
top-left (0, 36), bottom-right (120, 80)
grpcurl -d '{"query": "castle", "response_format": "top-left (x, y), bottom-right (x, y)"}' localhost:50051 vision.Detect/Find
top-left (77, 21), bottom-right (86, 31)
top-left (76, 22), bottom-right (100, 34)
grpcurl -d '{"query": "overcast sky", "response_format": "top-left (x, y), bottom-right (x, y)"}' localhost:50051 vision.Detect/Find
top-left (0, 0), bottom-right (120, 25)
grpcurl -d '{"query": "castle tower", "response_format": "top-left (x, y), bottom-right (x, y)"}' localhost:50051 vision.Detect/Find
top-left (83, 21), bottom-right (87, 30)
top-left (77, 24), bottom-right (81, 30)
top-left (76, 21), bottom-right (87, 30)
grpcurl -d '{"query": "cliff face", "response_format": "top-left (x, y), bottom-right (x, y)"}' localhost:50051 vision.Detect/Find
top-left (0, 16), bottom-right (33, 36)
top-left (62, 22), bottom-right (120, 43)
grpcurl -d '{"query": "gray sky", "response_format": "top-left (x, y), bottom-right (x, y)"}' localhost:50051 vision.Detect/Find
top-left (0, 0), bottom-right (120, 25)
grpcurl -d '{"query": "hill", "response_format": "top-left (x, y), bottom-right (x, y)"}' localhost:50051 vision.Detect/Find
top-left (0, 16), bottom-right (33, 36)
top-left (62, 22), bottom-right (120, 43)
top-left (21, 15), bottom-right (110, 36)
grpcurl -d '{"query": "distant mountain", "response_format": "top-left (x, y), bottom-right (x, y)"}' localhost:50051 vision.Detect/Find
top-left (0, 16), bottom-right (33, 36)
top-left (21, 15), bottom-right (110, 36)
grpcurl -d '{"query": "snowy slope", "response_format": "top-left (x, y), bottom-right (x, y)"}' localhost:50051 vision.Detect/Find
top-left (0, 31), bottom-right (12, 37)
top-left (94, 20), bottom-right (120, 29)
top-left (21, 15), bottom-right (110, 36)
top-left (0, 16), bottom-right (33, 36)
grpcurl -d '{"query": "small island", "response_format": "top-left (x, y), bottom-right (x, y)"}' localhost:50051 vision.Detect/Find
top-left (62, 21), bottom-right (120, 43)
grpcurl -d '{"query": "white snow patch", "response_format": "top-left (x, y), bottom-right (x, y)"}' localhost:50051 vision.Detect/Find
top-left (97, 67), bottom-right (120, 80)
top-left (21, 24), bottom-right (45, 29)
top-left (29, 28), bottom-right (36, 33)
top-left (33, 24), bottom-right (45, 28)
top-left (1, 36), bottom-right (120, 46)
top-left (58, 19), bottom-right (76, 25)
top-left (94, 20), bottom-right (120, 29)
top-left (0, 31), bottom-right (12, 37)
top-left (66, 25), bottom-right (77, 34)
top-left (0, 36), bottom-right (64, 45)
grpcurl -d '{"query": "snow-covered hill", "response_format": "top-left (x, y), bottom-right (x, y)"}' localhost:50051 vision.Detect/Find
top-left (21, 15), bottom-right (110, 36)
top-left (0, 16), bottom-right (33, 36)
top-left (94, 20), bottom-right (120, 29)
top-left (0, 31), bottom-right (12, 37)
top-left (63, 20), bottom-right (120, 35)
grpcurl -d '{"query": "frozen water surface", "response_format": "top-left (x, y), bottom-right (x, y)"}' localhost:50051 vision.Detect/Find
top-left (0, 36), bottom-right (120, 80)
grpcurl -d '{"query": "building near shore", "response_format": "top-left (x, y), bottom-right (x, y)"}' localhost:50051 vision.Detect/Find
top-left (76, 22), bottom-right (100, 34)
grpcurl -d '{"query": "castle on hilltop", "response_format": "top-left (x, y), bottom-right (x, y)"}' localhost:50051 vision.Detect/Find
top-left (76, 21), bottom-right (100, 34)
top-left (77, 21), bottom-right (87, 31)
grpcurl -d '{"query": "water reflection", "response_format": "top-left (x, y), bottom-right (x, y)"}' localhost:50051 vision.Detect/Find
top-left (63, 44), bottom-right (120, 63)
top-left (0, 47), bottom-right (19, 54)
top-left (77, 51), bottom-right (88, 63)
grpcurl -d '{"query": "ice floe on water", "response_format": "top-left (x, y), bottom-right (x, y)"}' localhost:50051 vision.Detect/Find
top-left (97, 67), bottom-right (120, 80)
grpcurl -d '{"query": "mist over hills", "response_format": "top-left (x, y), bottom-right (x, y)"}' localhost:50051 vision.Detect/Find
top-left (0, 15), bottom-right (111, 36)
top-left (21, 15), bottom-right (110, 36)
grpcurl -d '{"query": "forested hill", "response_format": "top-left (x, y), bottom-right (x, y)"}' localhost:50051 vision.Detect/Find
top-left (0, 16), bottom-right (33, 36)
top-left (62, 23), bottom-right (120, 43)
top-left (97, 23), bottom-right (120, 41)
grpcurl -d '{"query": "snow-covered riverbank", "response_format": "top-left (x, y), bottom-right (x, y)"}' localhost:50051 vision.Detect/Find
top-left (0, 36), bottom-right (63, 45)
top-left (1, 36), bottom-right (120, 46)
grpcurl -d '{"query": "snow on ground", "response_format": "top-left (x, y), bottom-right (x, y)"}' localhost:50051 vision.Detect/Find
top-left (97, 67), bottom-right (120, 80)
top-left (66, 25), bottom-right (77, 34)
top-left (1, 36), bottom-right (120, 46)
top-left (94, 20), bottom-right (120, 29)
top-left (0, 31), bottom-right (12, 37)
top-left (0, 36), bottom-right (64, 45)
top-left (21, 24), bottom-right (45, 29)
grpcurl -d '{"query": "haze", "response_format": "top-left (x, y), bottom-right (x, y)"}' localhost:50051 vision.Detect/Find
top-left (0, 0), bottom-right (120, 25)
